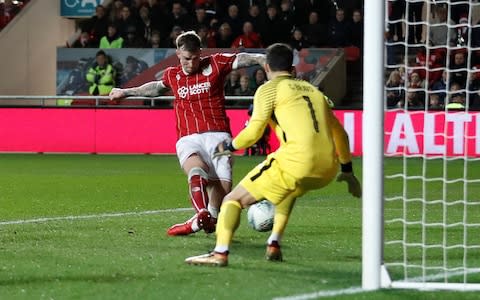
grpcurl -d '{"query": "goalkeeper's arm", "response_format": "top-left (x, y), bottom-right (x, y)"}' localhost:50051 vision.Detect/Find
top-left (330, 111), bottom-right (362, 198)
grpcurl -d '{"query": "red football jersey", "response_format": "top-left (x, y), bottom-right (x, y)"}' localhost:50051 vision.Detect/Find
top-left (161, 53), bottom-right (237, 138)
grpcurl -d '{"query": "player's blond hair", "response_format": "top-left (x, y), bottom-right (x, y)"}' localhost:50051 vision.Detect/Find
top-left (176, 30), bottom-right (201, 51)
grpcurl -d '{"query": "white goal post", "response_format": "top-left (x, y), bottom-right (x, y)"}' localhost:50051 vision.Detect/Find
top-left (363, 0), bottom-right (480, 291)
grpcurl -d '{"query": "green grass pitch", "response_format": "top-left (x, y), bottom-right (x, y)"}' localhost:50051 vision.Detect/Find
top-left (0, 154), bottom-right (479, 299)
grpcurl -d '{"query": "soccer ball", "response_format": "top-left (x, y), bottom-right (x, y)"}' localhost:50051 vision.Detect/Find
top-left (247, 200), bottom-right (275, 232)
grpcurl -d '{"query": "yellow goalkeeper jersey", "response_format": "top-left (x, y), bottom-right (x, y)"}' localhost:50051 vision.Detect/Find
top-left (232, 74), bottom-right (352, 179)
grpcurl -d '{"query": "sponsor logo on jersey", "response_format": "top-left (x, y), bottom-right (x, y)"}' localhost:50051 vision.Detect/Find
top-left (177, 82), bottom-right (211, 98)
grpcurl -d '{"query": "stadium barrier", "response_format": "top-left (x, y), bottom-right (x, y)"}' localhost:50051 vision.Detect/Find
top-left (0, 96), bottom-right (479, 156)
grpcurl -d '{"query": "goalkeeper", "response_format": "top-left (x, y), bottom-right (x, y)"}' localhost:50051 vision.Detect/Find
top-left (186, 43), bottom-right (361, 267)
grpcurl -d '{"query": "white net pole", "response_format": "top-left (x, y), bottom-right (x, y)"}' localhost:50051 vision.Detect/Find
top-left (362, 0), bottom-right (386, 291)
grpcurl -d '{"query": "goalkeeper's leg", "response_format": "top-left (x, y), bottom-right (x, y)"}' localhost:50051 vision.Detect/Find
top-left (266, 193), bottom-right (297, 261)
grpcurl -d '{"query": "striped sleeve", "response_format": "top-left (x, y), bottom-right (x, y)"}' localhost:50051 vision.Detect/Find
top-left (232, 83), bottom-right (275, 150)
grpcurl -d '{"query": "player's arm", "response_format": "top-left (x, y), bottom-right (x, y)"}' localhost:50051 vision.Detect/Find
top-left (214, 86), bottom-right (273, 157)
top-left (109, 80), bottom-right (167, 100)
top-left (233, 53), bottom-right (266, 69)
top-left (329, 109), bottom-right (362, 198)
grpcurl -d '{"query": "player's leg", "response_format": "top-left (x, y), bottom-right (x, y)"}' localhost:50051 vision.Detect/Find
top-left (185, 156), bottom-right (295, 266)
top-left (265, 192), bottom-right (298, 261)
top-left (207, 179), bottom-right (231, 219)
top-left (168, 133), bottom-right (213, 236)
top-left (185, 185), bottom-right (257, 266)
top-left (183, 154), bottom-right (210, 212)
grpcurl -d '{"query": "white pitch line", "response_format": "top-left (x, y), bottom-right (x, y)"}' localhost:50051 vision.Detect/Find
top-left (274, 268), bottom-right (480, 300)
top-left (0, 207), bottom-right (193, 226)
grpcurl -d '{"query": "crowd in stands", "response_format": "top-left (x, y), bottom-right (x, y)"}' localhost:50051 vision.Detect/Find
top-left (71, 0), bottom-right (364, 52)
top-left (0, 0), bottom-right (29, 31)
top-left (385, 1), bottom-right (480, 111)
top-left (68, 0), bottom-right (364, 98)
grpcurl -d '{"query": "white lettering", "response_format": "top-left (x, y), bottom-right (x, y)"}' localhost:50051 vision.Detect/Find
top-left (343, 113), bottom-right (355, 152)
top-left (447, 113), bottom-right (471, 154)
top-left (387, 113), bottom-right (419, 154)
top-left (424, 113), bottom-right (445, 154)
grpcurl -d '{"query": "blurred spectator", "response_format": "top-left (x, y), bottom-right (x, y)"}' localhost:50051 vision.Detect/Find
top-left (215, 22), bottom-right (234, 48)
top-left (72, 31), bottom-right (95, 48)
top-left (278, 0), bottom-right (295, 37)
top-left (192, 5), bottom-right (211, 31)
top-left (406, 1), bottom-right (424, 44)
top-left (196, 24), bottom-right (215, 48)
top-left (349, 9), bottom-right (363, 49)
top-left (108, 0), bottom-right (125, 24)
top-left (118, 6), bottom-right (138, 39)
top-left (262, 4), bottom-right (288, 47)
top-left (430, 70), bottom-right (448, 103)
top-left (386, 70), bottom-right (405, 108)
top-left (428, 4), bottom-right (456, 47)
top-left (334, 0), bottom-right (363, 21)
top-left (446, 82), bottom-right (466, 110)
top-left (86, 50), bottom-right (115, 96)
top-left (119, 55), bottom-right (148, 86)
top-left (224, 70), bottom-right (240, 95)
top-left (243, 104), bottom-right (271, 156)
top-left (408, 71), bottom-right (425, 89)
top-left (222, 4), bottom-right (243, 38)
top-left (99, 23), bottom-right (124, 48)
top-left (327, 8), bottom-right (350, 47)
top-left (386, 1), bottom-right (405, 66)
top-left (245, 4), bottom-right (266, 34)
top-left (124, 25), bottom-right (146, 48)
top-left (138, 5), bottom-right (158, 45)
top-left (414, 47), bottom-right (445, 86)
top-left (398, 90), bottom-right (425, 109)
top-left (146, 30), bottom-right (166, 48)
top-left (234, 75), bottom-right (254, 96)
top-left (149, 0), bottom-right (170, 36)
top-left (289, 27), bottom-right (310, 51)
top-left (80, 5), bottom-right (109, 47)
top-left (165, 25), bottom-right (184, 48)
top-left (57, 58), bottom-right (90, 96)
top-left (456, 13), bottom-right (469, 47)
top-left (231, 21), bottom-right (262, 49)
top-left (167, 1), bottom-right (193, 31)
top-left (291, 0), bottom-right (328, 28)
top-left (450, 50), bottom-right (468, 87)
top-left (249, 68), bottom-right (267, 92)
top-left (428, 92), bottom-right (444, 110)
top-left (302, 11), bottom-right (328, 47)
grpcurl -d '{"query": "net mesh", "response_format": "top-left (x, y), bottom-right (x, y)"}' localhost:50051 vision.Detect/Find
top-left (383, 0), bottom-right (480, 285)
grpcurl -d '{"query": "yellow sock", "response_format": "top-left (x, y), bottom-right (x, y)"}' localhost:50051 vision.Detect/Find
top-left (271, 212), bottom-right (289, 237)
top-left (215, 201), bottom-right (242, 251)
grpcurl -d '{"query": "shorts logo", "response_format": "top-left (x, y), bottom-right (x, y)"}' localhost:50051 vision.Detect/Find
top-left (177, 82), bottom-right (211, 99)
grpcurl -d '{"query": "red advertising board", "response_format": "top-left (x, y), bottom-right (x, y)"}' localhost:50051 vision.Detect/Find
top-left (0, 109), bottom-right (479, 156)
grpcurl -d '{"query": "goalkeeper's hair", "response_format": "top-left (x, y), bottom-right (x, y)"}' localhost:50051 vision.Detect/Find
top-left (266, 43), bottom-right (293, 72)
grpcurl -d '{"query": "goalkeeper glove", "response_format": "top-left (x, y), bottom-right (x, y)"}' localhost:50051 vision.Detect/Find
top-left (213, 140), bottom-right (236, 158)
top-left (336, 162), bottom-right (362, 198)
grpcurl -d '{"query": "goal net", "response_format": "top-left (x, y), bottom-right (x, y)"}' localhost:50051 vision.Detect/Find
top-left (380, 0), bottom-right (480, 290)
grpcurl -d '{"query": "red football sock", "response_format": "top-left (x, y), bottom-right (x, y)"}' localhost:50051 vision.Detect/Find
top-left (189, 174), bottom-right (209, 212)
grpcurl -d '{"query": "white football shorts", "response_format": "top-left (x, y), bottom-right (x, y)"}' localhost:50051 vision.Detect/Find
top-left (176, 131), bottom-right (232, 181)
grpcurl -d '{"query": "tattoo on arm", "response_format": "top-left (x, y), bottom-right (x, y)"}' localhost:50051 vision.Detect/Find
top-left (123, 81), bottom-right (167, 97)
top-left (235, 53), bottom-right (266, 69)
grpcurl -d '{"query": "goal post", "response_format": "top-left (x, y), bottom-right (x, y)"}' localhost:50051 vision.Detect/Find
top-left (363, 0), bottom-right (480, 291)
top-left (362, 0), bottom-right (385, 291)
